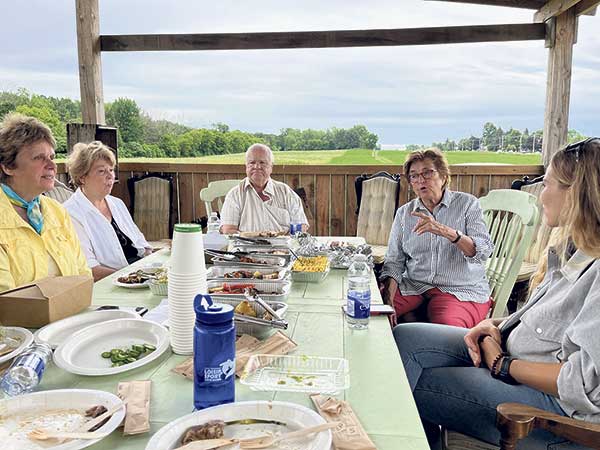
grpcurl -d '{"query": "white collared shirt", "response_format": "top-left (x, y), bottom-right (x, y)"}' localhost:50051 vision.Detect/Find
top-left (220, 178), bottom-right (308, 232)
top-left (64, 188), bottom-right (150, 269)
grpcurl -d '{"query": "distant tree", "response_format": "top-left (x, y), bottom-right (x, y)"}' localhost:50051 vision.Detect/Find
top-left (106, 98), bottom-right (143, 144)
top-left (15, 104), bottom-right (67, 153)
top-left (212, 122), bottom-right (230, 133)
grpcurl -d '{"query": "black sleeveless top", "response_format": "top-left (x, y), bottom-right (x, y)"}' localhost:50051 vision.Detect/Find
top-left (110, 218), bottom-right (140, 264)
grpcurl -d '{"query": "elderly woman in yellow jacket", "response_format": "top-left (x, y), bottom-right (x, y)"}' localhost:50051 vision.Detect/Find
top-left (0, 114), bottom-right (90, 292)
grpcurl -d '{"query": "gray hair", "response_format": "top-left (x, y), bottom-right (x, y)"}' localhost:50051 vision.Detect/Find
top-left (245, 143), bottom-right (274, 164)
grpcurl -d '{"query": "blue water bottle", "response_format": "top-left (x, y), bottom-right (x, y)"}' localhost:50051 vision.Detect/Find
top-left (193, 294), bottom-right (236, 410)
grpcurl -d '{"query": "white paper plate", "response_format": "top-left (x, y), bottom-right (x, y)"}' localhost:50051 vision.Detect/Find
top-left (53, 318), bottom-right (170, 376)
top-left (0, 327), bottom-right (33, 365)
top-left (0, 388), bottom-right (125, 450)
top-left (146, 401), bottom-right (331, 450)
top-left (112, 278), bottom-right (150, 289)
top-left (34, 310), bottom-right (140, 349)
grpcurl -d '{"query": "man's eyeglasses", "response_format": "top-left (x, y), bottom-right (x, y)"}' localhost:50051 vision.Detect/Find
top-left (564, 137), bottom-right (599, 163)
top-left (246, 160), bottom-right (270, 168)
top-left (408, 168), bottom-right (437, 183)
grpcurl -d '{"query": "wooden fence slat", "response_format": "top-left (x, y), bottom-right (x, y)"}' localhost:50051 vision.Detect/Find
top-left (331, 175), bottom-right (346, 237)
top-left (194, 172), bottom-right (209, 219)
top-left (316, 175), bottom-right (330, 236)
top-left (300, 174), bottom-right (316, 232)
top-left (178, 173), bottom-right (194, 223)
top-left (346, 175), bottom-right (358, 237)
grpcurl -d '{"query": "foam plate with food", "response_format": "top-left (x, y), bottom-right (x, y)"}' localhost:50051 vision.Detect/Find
top-left (112, 270), bottom-right (150, 289)
top-left (145, 401), bottom-right (331, 450)
top-left (0, 327), bottom-right (33, 365)
top-left (53, 318), bottom-right (169, 376)
top-left (33, 310), bottom-right (139, 349)
top-left (0, 388), bottom-right (125, 450)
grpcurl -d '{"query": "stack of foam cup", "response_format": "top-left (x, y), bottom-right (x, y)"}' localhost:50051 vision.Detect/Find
top-left (168, 223), bottom-right (207, 355)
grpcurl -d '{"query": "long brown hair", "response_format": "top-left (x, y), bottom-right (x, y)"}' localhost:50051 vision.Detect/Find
top-left (529, 138), bottom-right (600, 291)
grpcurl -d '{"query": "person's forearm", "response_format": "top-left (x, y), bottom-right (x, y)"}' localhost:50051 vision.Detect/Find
top-left (509, 360), bottom-right (563, 396)
top-left (442, 225), bottom-right (476, 257)
top-left (220, 224), bottom-right (238, 234)
top-left (92, 264), bottom-right (116, 282)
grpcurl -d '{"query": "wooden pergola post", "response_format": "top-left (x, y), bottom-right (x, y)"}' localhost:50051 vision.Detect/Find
top-left (542, 8), bottom-right (577, 166)
top-left (76, 0), bottom-right (105, 125)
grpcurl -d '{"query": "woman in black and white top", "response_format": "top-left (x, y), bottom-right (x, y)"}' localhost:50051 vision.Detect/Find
top-left (380, 148), bottom-right (494, 328)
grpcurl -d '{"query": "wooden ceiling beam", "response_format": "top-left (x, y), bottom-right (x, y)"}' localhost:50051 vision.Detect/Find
top-left (100, 24), bottom-right (546, 52)
top-left (575, 0), bottom-right (599, 15)
top-left (534, 0), bottom-right (581, 22)
top-left (424, 0), bottom-right (547, 10)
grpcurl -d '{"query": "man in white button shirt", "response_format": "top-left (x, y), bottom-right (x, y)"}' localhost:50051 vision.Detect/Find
top-left (220, 144), bottom-right (309, 234)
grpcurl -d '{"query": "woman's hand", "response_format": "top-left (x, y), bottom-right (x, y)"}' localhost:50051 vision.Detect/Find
top-left (381, 277), bottom-right (398, 306)
top-left (411, 212), bottom-right (453, 238)
top-left (464, 319), bottom-right (502, 367)
top-left (480, 336), bottom-right (503, 371)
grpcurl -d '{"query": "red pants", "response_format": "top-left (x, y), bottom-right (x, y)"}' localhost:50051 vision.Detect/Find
top-left (393, 287), bottom-right (491, 328)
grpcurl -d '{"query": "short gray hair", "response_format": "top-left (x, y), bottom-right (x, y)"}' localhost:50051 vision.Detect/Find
top-left (67, 141), bottom-right (116, 187)
top-left (245, 143), bottom-right (274, 164)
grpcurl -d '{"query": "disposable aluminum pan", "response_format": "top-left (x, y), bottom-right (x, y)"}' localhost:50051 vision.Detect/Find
top-left (207, 279), bottom-right (291, 302)
top-left (213, 298), bottom-right (289, 338)
top-left (212, 253), bottom-right (288, 269)
top-left (207, 266), bottom-right (290, 282)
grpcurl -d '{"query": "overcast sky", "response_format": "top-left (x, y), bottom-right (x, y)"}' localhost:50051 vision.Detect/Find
top-left (1, 1), bottom-right (598, 145)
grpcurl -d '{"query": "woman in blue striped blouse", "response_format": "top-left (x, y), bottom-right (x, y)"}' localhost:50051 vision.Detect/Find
top-left (380, 148), bottom-right (494, 328)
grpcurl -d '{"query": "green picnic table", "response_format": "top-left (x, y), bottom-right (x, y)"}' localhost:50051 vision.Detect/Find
top-left (39, 239), bottom-right (428, 450)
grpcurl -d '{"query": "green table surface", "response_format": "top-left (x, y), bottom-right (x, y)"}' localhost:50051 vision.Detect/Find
top-left (38, 239), bottom-right (428, 450)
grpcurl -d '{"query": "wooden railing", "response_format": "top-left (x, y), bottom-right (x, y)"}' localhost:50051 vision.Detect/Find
top-left (57, 162), bottom-right (544, 237)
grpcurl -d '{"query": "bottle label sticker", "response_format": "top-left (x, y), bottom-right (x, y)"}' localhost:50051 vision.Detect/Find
top-left (347, 291), bottom-right (371, 319)
top-left (204, 358), bottom-right (235, 381)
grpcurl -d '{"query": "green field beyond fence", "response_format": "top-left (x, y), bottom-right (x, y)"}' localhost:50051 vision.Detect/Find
top-left (121, 149), bottom-right (542, 165)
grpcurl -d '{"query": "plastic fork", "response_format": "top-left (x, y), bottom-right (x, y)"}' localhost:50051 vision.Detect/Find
top-left (174, 438), bottom-right (238, 450)
top-left (238, 422), bottom-right (339, 449)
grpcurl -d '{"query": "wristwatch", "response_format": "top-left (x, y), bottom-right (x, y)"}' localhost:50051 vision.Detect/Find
top-left (492, 355), bottom-right (519, 385)
top-left (451, 230), bottom-right (462, 244)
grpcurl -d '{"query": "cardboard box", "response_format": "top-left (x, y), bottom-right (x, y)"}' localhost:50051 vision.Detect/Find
top-left (0, 276), bottom-right (93, 328)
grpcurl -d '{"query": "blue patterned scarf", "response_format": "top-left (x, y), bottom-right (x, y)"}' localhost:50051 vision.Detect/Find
top-left (1, 183), bottom-right (44, 234)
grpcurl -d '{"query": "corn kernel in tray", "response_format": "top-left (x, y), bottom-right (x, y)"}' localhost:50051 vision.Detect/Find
top-left (292, 256), bottom-right (329, 272)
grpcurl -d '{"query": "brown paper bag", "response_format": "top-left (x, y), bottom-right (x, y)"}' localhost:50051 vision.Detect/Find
top-left (117, 380), bottom-right (151, 435)
top-left (311, 394), bottom-right (377, 450)
top-left (171, 332), bottom-right (298, 380)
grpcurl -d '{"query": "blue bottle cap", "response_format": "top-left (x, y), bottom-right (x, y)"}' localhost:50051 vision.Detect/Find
top-left (194, 294), bottom-right (234, 324)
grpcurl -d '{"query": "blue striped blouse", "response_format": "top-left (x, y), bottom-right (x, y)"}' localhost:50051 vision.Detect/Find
top-left (380, 189), bottom-right (493, 303)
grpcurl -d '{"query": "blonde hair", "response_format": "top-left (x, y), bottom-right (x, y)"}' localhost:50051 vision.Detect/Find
top-left (0, 113), bottom-right (56, 183)
top-left (529, 138), bottom-right (600, 291)
top-left (67, 141), bottom-right (116, 187)
top-left (404, 148), bottom-right (451, 189)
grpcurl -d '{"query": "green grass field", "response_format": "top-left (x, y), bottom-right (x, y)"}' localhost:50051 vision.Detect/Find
top-left (123, 149), bottom-right (542, 165)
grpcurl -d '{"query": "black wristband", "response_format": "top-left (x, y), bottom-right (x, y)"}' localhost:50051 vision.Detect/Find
top-left (451, 230), bottom-right (462, 244)
top-left (497, 356), bottom-right (519, 385)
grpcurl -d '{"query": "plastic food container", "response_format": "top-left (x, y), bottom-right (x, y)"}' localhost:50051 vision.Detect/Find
top-left (240, 354), bottom-right (350, 394)
top-left (149, 280), bottom-right (168, 296)
top-left (291, 258), bottom-right (331, 283)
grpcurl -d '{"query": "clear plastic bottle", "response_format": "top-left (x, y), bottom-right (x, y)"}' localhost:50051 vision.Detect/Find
top-left (207, 212), bottom-right (221, 234)
top-left (1, 343), bottom-right (52, 396)
top-left (346, 254), bottom-right (371, 330)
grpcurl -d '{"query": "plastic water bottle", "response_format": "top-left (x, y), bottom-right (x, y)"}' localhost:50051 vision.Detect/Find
top-left (193, 294), bottom-right (235, 410)
top-left (1, 343), bottom-right (52, 396)
top-left (346, 254), bottom-right (371, 330)
top-left (207, 212), bottom-right (221, 234)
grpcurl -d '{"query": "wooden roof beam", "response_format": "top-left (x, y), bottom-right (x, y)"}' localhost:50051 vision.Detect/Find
top-left (424, 0), bottom-right (547, 9)
top-left (534, 0), bottom-right (597, 22)
top-left (100, 24), bottom-right (546, 52)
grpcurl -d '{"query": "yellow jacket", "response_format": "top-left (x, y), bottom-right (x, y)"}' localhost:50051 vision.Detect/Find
top-left (0, 190), bottom-right (91, 293)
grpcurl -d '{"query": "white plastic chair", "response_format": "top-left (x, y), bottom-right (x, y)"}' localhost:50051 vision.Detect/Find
top-left (199, 179), bottom-right (241, 215)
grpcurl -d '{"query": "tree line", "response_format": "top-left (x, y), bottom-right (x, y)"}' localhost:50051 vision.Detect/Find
top-left (407, 122), bottom-right (586, 153)
top-left (0, 89), bottom-right (379, 157)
